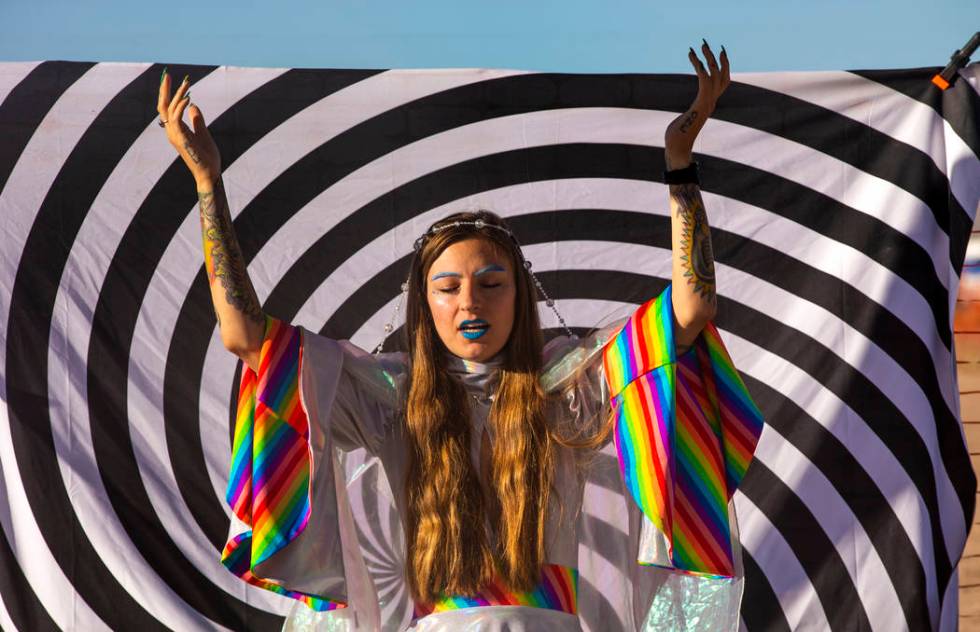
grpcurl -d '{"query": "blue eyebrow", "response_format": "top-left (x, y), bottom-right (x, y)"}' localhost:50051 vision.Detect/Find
top-left (475, 264), bottom-right (506, 276)
top-left (430, 264), bottom-right (505, 282)
top-left (430, 271), bottom-right (460, 281)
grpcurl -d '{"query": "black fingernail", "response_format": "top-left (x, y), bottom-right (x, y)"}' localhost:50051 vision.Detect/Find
top-left (721, 45), bottom-right (727, 55)
top-left (702, 38), bottom-right (708, 47)
top-left (689, 46), bottom-right (695, 55)
top-left (185, 91), bottom-right (191, 100)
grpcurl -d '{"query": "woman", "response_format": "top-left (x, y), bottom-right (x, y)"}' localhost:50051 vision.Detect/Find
top-left (158, 42), bottom-right (762, 631)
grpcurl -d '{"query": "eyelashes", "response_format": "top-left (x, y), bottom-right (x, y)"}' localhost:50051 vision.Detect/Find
top-left (436, 283), bottom-right (502, 294)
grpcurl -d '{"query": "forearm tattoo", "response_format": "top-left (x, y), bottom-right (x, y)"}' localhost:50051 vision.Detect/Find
top-left (671, 183), bottom-right (716, 301)
top-left (199, 178), bottom-right (264, 324)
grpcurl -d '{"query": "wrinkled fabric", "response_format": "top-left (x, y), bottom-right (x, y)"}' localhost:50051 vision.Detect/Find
top-left (407, 606), bottom-right (582, 631)
top-left (228, 285), bottom-right (748, 631)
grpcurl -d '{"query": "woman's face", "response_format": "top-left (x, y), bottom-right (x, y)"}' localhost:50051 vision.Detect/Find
top-left (425, 238), bottom-right (517, 362)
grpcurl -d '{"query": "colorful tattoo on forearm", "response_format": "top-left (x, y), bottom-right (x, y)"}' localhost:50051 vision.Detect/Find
top-left (199, 177), bottom-right (264, 324)
top-left (671, 182), bottom-right (716, 302)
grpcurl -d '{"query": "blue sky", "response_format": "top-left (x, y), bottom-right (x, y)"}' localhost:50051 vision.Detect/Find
top-left (1, 0), bottom-right (977, 73)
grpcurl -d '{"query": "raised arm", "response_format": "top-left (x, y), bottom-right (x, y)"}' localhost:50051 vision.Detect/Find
top-left (157, 69), bottom-right (264, 370)
top-left (663, 41), bottom-right (730, 352)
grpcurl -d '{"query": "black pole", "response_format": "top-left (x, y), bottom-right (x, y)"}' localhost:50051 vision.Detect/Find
top-left (932, 31), bottom-right (979, 90)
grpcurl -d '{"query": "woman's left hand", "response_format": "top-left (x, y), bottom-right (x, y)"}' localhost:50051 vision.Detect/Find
top-left (664, 40), bottom-right (730, 170)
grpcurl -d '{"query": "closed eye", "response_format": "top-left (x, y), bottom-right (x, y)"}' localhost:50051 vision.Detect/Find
top-left (437, 283), bottom-right (502, 293)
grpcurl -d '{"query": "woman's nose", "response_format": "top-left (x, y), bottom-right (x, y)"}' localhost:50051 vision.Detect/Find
top-left (458, 282), bottom-right (481, 311)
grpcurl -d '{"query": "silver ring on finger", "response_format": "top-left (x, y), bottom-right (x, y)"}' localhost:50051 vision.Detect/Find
top-left (158, 118), bottom-right (168, 127)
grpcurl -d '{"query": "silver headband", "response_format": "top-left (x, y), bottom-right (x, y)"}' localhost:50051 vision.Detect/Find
top-left (373, 219), bottom-right (577, 354)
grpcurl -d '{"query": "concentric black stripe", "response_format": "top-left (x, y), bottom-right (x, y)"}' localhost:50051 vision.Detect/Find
top-left (0, 518), bottom-right (59, 632)
top-left (0, 61), bottom-right (93, 196)
top-left (742, 373), bottom-right (931, 629)
top-left (254, 144), bottom-right (952, 352)
top-left (4, 62), bottom-right (178, 630)
top-left (850, 66), bottom-right (980, 174)
top-left (78, 66), bottom-right (383, 629)
top-left (719, 285), bottom-right (957, 606)
top-left (0, 60), bottom-right (92, 632)
top-left (163, 67), bottom-right (386, 553)
top-left (722, 75), bottom-right (970, 275)
top-left (248, 138), bottom-right (966, 569)
top-left (850, 65), bottom-right (980, 276)
top-left (740, 549), bottom-right (792, 632)
top-left (150, 70), bottom-right (960, 348)
top-left (741, 462), bottom-right (874, 631)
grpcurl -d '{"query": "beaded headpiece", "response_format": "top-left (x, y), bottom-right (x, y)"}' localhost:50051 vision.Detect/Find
top-left (373, 218), bottom-right (577, 354)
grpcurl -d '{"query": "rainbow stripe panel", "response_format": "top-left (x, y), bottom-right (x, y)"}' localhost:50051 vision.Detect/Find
top-left (221, 315), bottom-right (347, 610)
top-left (413, 564), bottom-right (578, 618)
top-left (221, 533), bottom-right (344, 612)
top-left (602, 284), bottom-right (764, 578)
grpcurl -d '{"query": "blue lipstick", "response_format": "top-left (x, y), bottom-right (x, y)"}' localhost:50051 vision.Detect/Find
top-left (459, 319), bottom-right (490, 340)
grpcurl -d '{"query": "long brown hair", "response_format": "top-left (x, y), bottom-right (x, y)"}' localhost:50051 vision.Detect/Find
top-left (402, 210), bottom-right (561, 603)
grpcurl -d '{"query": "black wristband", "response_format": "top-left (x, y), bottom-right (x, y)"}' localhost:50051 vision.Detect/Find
top-left (663, 161), bottom-right (700, 186)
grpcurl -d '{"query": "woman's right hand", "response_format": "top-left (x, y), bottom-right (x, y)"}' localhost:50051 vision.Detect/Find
top-left (157, 69), bottom-right (221, 187)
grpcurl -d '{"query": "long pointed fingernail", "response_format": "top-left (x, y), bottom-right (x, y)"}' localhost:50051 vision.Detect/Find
top-left (689, 46), bottom-right (695, 55)
top-left (160, 66), bottom-right (167, 85)
top-left (702, 38), bottom-right (709, 48)
top-left (721, 45), bottom-right (727, 55)
top-left (182, 74), bottom-right (189, 85)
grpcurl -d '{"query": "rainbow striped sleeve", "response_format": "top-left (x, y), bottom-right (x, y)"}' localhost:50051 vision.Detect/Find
top-left (602, 283), bottom-right (764, 578)
top-left (220, 314), bottom-right (346, 611)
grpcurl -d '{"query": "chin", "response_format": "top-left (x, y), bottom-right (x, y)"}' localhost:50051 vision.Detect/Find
top-left (452, 339), bottom-right (503, 362)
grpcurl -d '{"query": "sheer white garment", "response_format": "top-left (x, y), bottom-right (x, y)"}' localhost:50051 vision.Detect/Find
top-left (230, 321), bottom-right (745, 631)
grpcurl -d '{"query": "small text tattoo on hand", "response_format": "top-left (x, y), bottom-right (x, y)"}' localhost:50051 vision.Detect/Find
top-left (679, 110), bottom-right (698, 134)
top-left (183, 141), bottom-right (201, 165)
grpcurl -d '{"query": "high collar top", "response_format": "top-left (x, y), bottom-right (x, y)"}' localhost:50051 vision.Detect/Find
top-left (444, 351), bottom-right (505, 376)
top-left (443, 351), bottom-right (504, 461)
top-left (444, 351), bottom-right (504, 403)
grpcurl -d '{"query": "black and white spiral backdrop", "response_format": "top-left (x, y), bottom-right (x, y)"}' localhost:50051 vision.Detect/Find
top-left (0, 60), bottom-right (978, 631)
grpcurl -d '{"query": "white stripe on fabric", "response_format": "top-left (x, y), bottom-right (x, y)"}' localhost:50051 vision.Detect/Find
top-left (47, 63), bottom-right (289, 624)
top-left (241, 104), bottom-right (957, 328)
top-left (287, 177), bottom-right (951, 413)
top-left (734, 491), bottom-right (832, 632)
top-left (725, 330), bottom-right (941, 622)
top-left (0, 60), bottom-right (41, 108)
top-left (734, 69), bottom-right (979, 229)
top-left (0, 61), bottom-right (147, 632)
top-left (753, 425), bottom-right (906, 632)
